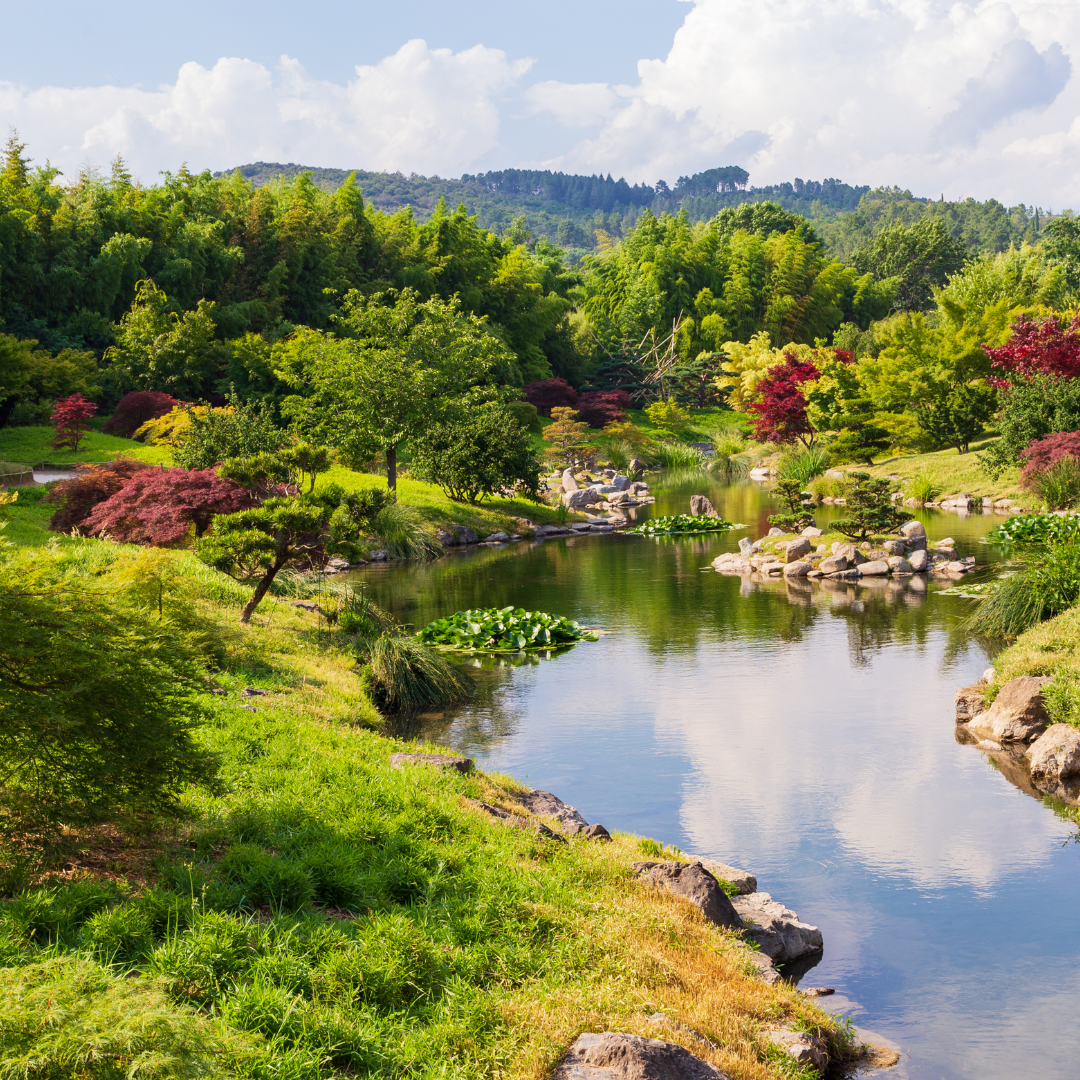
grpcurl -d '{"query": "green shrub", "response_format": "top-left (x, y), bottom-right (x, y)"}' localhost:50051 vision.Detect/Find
top-left (905, 471), bottom-right (942, 504)
top-left (651, 441), bottom-right (706, 469)
top-left (831, 472), bottom-right (906, 540)
top-left (604, 439), bottom-right (632, 472)
top-left (809, 473), bottom-right (848, 500)
top-left (767, 478), bottom-right (816, 532)
top-left (1030, 457), bottom-right (1080, 510)
top-left (360, 635), bottom-right (472, 714)
top-left (148, 910), bottom-right (256, 1006)
top-left (81, 904), bottom-right (154, 965)
top-left (986, 512), bottom-right (1080, 546)
top-left (172, 396), bottom-right (284, 470)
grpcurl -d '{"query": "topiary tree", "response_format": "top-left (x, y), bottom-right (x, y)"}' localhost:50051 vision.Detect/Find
top-left (411, 406), bottom-right (543, 504)
top-left (44, 458), bottom-right (152, 533)
top-left (83, 468), bottom-right (256, 545)
top-left (831, 473), bottom-right (907, 540)
top-left (545, 407), bottom-right (594, 468)
top-left (194, 497), bottom-right (328, 623)
top-left (102, 391), bottom-right (178, 438)
top-left (50, 393), bottom-right (97, 452)
top-left (0, 551), bottom-right (216, 849)
top-left (767, 478), bottom-right (816, 532)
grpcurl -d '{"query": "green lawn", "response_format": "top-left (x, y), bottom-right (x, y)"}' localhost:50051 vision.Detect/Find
top-left (0, 425), bottom-right (171, 466)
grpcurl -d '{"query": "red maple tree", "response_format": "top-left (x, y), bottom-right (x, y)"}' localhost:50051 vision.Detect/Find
top-left (45, 458), bottom-right (153, 533)
top-left (748, 353), bottom-right (821, 446)
top-left (51, 393), bottom-right (98, 451)
top-left (102, 391), bottom-right (178, 438)
top-left (83, 468), bottom-right (256, 545)
top-left (575, 389), bottom-right (630, 429)
top-left (1019, 431), bottom-right (1080, 488)
top-left (524, 378), bottom-right (579, 417)
top-left (983, 314), bottom-right (1080, 384)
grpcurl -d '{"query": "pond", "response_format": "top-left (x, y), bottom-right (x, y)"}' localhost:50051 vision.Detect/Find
top-left (352, 473), bottom-right (1080, 1080)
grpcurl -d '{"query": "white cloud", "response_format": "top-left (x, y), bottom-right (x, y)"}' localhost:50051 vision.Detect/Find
top-left (532, 0), bottom-right (1080, 205)
top-left (0, 41), bottom-right (531, 181)
top-left (524, 80), bottom-right (619, 127)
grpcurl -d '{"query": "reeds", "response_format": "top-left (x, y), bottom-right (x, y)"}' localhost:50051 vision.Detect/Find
top-left (371, 503), bottom-right (442, 560)
top-left (776, 446), bottom-right (830, 486)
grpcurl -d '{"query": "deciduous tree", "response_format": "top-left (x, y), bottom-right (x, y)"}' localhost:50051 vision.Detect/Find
top-left (50, 393), bottom-right (97, 451)
top-left (748, 353), bottom-right (820, 446)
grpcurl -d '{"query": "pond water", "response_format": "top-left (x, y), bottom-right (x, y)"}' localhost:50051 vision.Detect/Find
top-left (352, 474), bottom-right (1080, 1079)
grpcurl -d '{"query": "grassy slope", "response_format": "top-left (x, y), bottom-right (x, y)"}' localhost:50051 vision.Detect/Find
top-left (0, 425), bottom-right (172, 466)
top-left (0, 535), bottom-right (852, 1078)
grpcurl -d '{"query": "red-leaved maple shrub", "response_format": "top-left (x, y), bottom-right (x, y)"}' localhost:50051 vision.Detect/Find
top-left (748, 353), bottom-right (821, 446)
top-left (102, 391), bottom-right (178, 438)
top-left (51, 393), bottom-right (98, 451)
top-left (983, 314), bottom-right (1080, 383)
top-left (84, 468), bottom-right (257, 545)
top-left (524, 378), bottom-right (579, 417)
top-left (576, 389), bottom-right (630, 429)
top-left (1020, 431), bottom-right (1080, 489)
top-left (45, 458), bottom-right (153, 533)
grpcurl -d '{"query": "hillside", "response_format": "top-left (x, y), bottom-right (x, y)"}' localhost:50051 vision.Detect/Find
top-left (219, 161), bottom-right (1048, 256)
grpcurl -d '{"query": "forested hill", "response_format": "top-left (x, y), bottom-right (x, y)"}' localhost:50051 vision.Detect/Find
top-left (219, 161), bottom-right (1047, 256)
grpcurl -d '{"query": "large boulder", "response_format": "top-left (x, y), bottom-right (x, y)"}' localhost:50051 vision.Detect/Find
top-left (564, 488), bottom-right (602, 509)
top-left (555, 1032), bottom-right (730, 1080)
top-left (858, 559), bottom-right (891, 576)
top-left (514, 789), bottom-right (589, 832)
top-left (632, 861), bottom-right (742, 930)
top-left (690, 494), bottom-right (719, 518)
top-left (818, 555), bottom-right (848, 575)
top-left (887, 555), bottom-right (913, 573)
top-left (783, 561), bottom-right (811, 577)
top-left (451, 525), bottom-right (479, 545)
top-left (562, 468), bottom-right (580, 492)
top-left (764, 1029), bottom-right (828, 1073)
top-left (784, 536), bottom-right (812, 562)
top-left (908, 548), bottom-right (929, 572)
top-left (738, 536), bottom-right (753, 556)
top-left (692, 858), bottom-right (757, 895)
top-left (1028, 724), bottom-right (1080, 779)
top-left (629, 457), bottom-right (646, 479)
top-left (731, 892), bottom-right (823, 965)
top-left (954, 684), bottom-right (987, 723)
top-left (900, 520), bottom-right (926, 539)
top-left (968, 676), bottom-right (1052, 744)
top-left (613, 474), bottom-right (630, 491)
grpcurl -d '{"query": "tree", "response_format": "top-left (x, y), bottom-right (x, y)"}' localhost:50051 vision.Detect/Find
top-left (644, 398), bottom-right (694, 440)
top-left (102, 391), bottom-right (178, 438)
top-left (50, 393), bottom-right (97, 451)
top-left (279, 289), bottom-right (510, 490)
top-left (0, 550), bottom-right (215, 848)
top-left (44, 458), bottom-right (153, 533)
top-left (83, 468), bottom-right (256, 545)
top-left (767, 478), bottom-right (815, 532)
top-left (411, 406), bottom-right (543, 504)
top-left (575, 389), bottom-right (630, 428)
top-left (545, 407), bottom-right (593, 467)
top-left (850, 218), bottom-right (967, 311)
top-left (831, 473), bottom-right (907, 540)
top-left (1019, 431), bottom-right (1080, 489)
top-left (913, 383), bottom-right (994, 455)
top-left (982, 313), bottom-right (1080, 380)
top-left (980, 374), bottom-right (1080, 478)
top-left (194, 497), bottom-right (327, 623)
top-left (172, 397), bottom-right (284, 470)
top-left (524, 377), bottom-right (578, 416)
top-left (748, 353), bottom-right (820, 446)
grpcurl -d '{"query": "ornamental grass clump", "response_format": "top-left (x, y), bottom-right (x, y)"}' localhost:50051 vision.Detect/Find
top-left (627, 515), bottom-right (744, 537)
top-left (360, 634), bottom-right (472, 714)
top-left (905, 470), bottom-right (942, 505)
top-left (776, 445), bottom-right (830, 486)
top-left (651, 441), bottom-right (707, 470)
top-left (1030, 457), bottom-right (1080, 510)
top-left (418, 606), bottom-right (597, 652)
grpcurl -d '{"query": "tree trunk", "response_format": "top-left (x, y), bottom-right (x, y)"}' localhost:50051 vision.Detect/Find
top-left (386, 444), bottom-right (398, 491)
top-left (240, 535), bottom-right (289, 623)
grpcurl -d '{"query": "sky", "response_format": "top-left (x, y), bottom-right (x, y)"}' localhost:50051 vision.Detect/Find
top-left (2, 0), bottom-right (1080, 207)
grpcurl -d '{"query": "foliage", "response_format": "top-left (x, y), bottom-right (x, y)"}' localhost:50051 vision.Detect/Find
top-left (411, 406), bottom-right (543, 504)
top-left (524, 377), bottom-right (578, 416)
top-left (626, 514), bottom-right (744, 536)
top-left (545, 406), bottom-right (594, 467)
top-left (985, 513), bottom-right (1080, 546)
top-left (716, 331), bottom-right (783, 410)
top-left (575, 389), bottom-right (630, 429)
top-left (831, 472), bottom-right (906, 540)
top-left (83, 468), bottom-right (256, 545)
top-left (279, 441), bottom-right (333, 494)
top-left (102, 391), bottom-right (178, 438)
top-left (748, 352), bottom-right (820, 446)
top-left (982, 312), bottom-right (1080, 380)
top-left (172, 398), bottom-right (284, 471)
top-left (966, 537), bottom-right (1080, 638)
top-left (649, 441), bottom-right (707, 469)
top-left (0, 335), bottom-right (101, 428)
top-left (370, 503), bottom-right (442, 561)
top-left (322, 487), bottom-right (395, 562)
top-left (44, 457), bottom-right (153, 533)
top-left (361, 636), bottom-right (472, 713)
top-left (417, 606), bottom-right (597, 652)
top-left (194, 497), bottom-right (327, 622)
top-left (1029, 458), bottom-right (1080, 510)
top-left (1019, 431), bottom-right (1080, 488)
top-left (644, 398), bottom-right (694, 440)
top-left (279, 289), bottom-right (510, 489)
top-left (980, 374), bottom-right (1080, 478)
top-left (505, 399), bottom-right (543, 434)
top-left (912, 382), bottom-right (994, 455)
top-left (905, 471), bottom-right (943, 504)
top-left (0, 550), bottom-right (215, 847)
top-left (50, 393), bottom-right (97, 452)
top-left (768, 477), bottom-right (816, 531)
top-left (776, 446), bottom-right (830, 485)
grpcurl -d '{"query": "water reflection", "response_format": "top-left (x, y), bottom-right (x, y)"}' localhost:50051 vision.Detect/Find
top-left (351, 474), bottom-right (1080, 1079)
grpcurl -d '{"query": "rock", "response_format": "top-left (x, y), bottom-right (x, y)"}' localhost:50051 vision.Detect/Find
top-left (607, 491), bottom-right (634, 506)
top-left (691, 858), bottom-right (757, 895)
top-left (436, 527), bottom-right (456, 546)
top-left (613, 474), bottom-right (630, 490)
top-left (579, 823), bottom-right (612, 841)
top-left (858, 559), bottom-right (891, 576)
top-left (908, 548), bottom-right (929, 572)
top-left (690, 494), bottom-right (719, 517)
top-left (629, 481), bottom-right (650, 495)
top-left (628, 457), bottom-right (646, 479)
top-left (292, 601), bottom-right (320, 613)
top-left (954, 684), bottom-right (987, 723)
top-left (783, 560), bottom-right (810, 577)
top-left (764, 1029), bottom-right (828, 1073)
top-left (241, 686), bottom-right (268, 697)
top-left (326, 556), bottom-right (350, 569)
top-left (887, 556), bottom-right (913, 573)
top-left (801, 987), bottom-right (835, 998)
top-left (632, 861), bottom-right (742, 930)
top-left (732, 892), bottom-right (823, 965)
top-left (482, 531), bottom-right (509, 543)
top-left (828, 568), bottom-right (861, 580)
top-left (565, 488), bottom-right (602, 508)
top-left (784, 536), bottom-right (812, 561)
top-left (836, 544), bottom-right (866, 565)
top-left (451, 525), bottom-right (479, 545)
top-left (1028, 724), bottom-right (1080, 779)
top-left (901, 520), bottom-right (927, 538)
top-left (368, 549), bottom-right (389, 561)
top-left (554, 1032), bottom-right (730, 1080)
top-left (968, 676), bottom-right (1052, 744)
top-left (767, 527), bottom-right (784, 537)
top-left (738, 537), bottom-right (753, 556)
top-left (562, 468), bottom-right (580, 492)
top-left (390, 752), bottom-right (474, 774)
top-left (514, 790), bottom-right (590, 832)
top-left (946, 560), bottom-right (968, 573)
top-left (471, 800), bottom-right (567, 843)
top-left (801, 526), bottom-right (824, 537)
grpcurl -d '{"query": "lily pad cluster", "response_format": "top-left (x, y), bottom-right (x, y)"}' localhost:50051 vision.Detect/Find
top-left (984, 513), bottom-right (1080, 546)
top-left (627, 514), bottom-right (746, 537)
top-left (417, 606), bottom-right (598, 652)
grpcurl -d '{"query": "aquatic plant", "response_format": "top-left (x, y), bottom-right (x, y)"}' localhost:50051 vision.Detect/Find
top-left (626, 515), bottom-right (745, 536)
top-left (417, 606), bottom-right (597, 652)
top-left (984, 513), bottom-right (1080, 546)
top-left (1030, 457), bottom-right (1080, 510)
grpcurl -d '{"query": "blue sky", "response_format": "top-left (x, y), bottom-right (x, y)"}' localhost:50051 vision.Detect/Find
top-left (2, 1), bottom-right (1079, 207)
